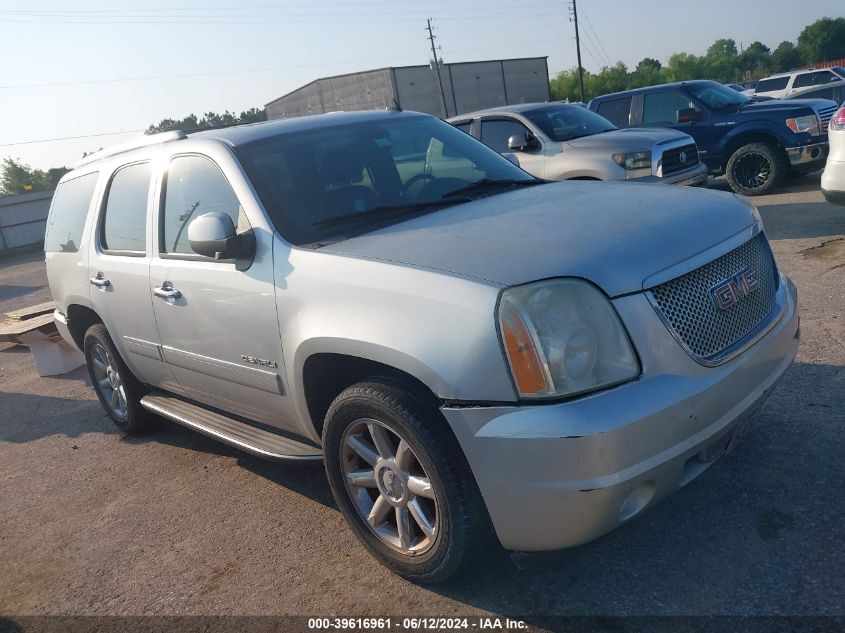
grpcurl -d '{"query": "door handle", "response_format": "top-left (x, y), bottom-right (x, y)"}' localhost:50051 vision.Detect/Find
top-left (153, 281), bottom-right (182, 300)
top-left (89, 272), bottom-right (110, 288)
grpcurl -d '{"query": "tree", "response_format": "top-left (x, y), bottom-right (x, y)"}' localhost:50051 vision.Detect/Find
top-left (770, 41), bottom-right (803, 73)
top-left (797, 17), bottom-right (845, 64)
top-left (630, 58), bottom-right (664, 88)
top-left (1, 158), bottom-right (56, 197)
top-left (738, 41), bottom-right (771, 77)
top-left (664, 52), bottom-right (705, 82)
top-left (702, 38), bottom-right (740, 83)
top-left (146, 108), bottom-right (267, 135)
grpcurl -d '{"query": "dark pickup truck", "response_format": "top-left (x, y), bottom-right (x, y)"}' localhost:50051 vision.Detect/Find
top-left (588, 80), bottom-right (838, 195)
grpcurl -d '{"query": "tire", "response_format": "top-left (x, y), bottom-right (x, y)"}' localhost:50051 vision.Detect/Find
top-left (322, 375), bottom-right (490, 583)
top-left (725, 142), bottom-right (787, 196)
top-left (83, 323), bottom-right (154, 434)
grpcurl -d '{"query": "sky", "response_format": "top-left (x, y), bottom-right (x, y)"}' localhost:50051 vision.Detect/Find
top-left (1, 0), bottom-right (842, 171)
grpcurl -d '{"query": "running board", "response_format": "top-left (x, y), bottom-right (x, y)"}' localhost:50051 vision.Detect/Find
top-left (140, 393), bottom-right (322, 461)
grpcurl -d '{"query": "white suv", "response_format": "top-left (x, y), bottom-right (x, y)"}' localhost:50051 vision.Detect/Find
top-left (754, 67), bottom-right (845, 99)
top-left (822, 104), bottom-right (845, 204)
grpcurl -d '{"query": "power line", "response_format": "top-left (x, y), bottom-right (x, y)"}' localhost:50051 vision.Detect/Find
top-left (1, 38), bottom-right (566, 90)
top-left (580, 9), bottom-right (612, 67)
top-left (0, 130), bottom-right (143, 147)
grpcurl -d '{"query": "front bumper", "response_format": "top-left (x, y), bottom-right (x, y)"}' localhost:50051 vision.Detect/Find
top-left (442, 275), bottom-right (799, 552)
top-left (635, 162), bottom-right (709, 186)
top-left (785, 141), bottom-right (828, 167)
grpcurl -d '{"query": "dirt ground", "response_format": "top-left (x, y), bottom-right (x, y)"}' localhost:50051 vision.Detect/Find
top-left (1, 175), bottom-right (843, 626)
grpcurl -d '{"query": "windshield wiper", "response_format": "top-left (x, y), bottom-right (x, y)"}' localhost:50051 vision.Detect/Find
top-left (311, 199), bottom-right (469, 230)
top-left (442, 178), bottom-right (544, 200)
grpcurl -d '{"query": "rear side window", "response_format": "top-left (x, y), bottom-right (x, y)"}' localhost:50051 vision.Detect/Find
top-left (755, 77), bottom-right (789, 93)
top-left (596, 97), bottom-right (631, 128)
top-left (101, 162), bottom-right (151, 253)
top-left (44, 173), bottom-right (98, 253)
top-left (162, 155), bottom-right (242, 255)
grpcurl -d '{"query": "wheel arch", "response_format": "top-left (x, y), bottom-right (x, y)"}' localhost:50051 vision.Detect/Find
top-left (66, 304), bottom-right (104, 350)
top-left (296, 342), bottom-right (450, 440)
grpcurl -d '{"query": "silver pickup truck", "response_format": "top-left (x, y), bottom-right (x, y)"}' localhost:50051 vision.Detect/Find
top-left (448, 102), bottom-right (708, 185)
top-left (45, 110), bottom-right (798, 583)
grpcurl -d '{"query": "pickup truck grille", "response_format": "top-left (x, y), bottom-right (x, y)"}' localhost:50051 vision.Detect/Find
top-left (817, 104), bottom-right (839, 133)
top-left (661, 144), bottom-right (699, 176)
top-left (649, 233), bottom-right (779, 364)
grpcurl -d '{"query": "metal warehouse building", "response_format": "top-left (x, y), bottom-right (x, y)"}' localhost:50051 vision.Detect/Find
top-left (265, 57), bottom-right (550, 120)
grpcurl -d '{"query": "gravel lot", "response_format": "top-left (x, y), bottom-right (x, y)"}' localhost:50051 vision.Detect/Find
top-left (1, 174), bottom-right (843, 625)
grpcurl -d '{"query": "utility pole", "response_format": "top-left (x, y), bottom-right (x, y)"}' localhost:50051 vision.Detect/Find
top-left (569, 0), bottom-right (585, 102)
top-left (426, 18), bottom-right (449, 118)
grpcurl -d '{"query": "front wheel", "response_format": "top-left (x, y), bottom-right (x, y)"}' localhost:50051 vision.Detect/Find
top-left (725, 142), bottom-right (787, 196)
top-left (322, 376), bottom-right (490, 583)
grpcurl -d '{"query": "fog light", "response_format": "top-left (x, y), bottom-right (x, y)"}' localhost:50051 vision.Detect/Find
top-left (619, 481), bottom-right (656, 522)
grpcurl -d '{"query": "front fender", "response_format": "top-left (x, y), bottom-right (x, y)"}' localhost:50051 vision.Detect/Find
top-left (275, 241), bottom-right (517, 437)
top-left (715, 120), bottom-right (793, 156)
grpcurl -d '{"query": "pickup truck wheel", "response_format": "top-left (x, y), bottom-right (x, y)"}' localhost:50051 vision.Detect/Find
top-left (726, 142), bottom-right (787, 196)
top-left (83, 324), bottom-right (154, 434)
top-left (323, 376), bottom-right (489, 583)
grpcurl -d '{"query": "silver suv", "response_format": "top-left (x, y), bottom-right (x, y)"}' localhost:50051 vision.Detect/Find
top-left (45, 111), bottom-right (799, 583)
top-left (448, 103), bottom-right (708, 185)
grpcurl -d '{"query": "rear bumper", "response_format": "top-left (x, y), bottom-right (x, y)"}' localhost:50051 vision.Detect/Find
top-left (821, 158), bottom-right (845, 204)
top-left (785, 141), bottom-right (828, 167)
top-left (53, 309), bottom-right (79, 352)
top-left (443, 275), bottom-right (799, 552)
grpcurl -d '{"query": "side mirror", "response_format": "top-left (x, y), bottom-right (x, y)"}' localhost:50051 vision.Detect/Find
top-left (507, 132), bottom-right (538, 151)
top-left (188, 212), bottom-right (255, 269)
top-left (501, 152), bottom-right (520, 167)
top-left (677, 107), bottom-right (701, 123)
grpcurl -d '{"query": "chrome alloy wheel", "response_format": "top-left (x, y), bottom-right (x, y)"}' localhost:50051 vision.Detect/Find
top-left (732, 151), bottom-right (772, 190)
top-left (90, 343), bottom-right (128, 419)
top-left (341, 418), bottom-right (439, 555)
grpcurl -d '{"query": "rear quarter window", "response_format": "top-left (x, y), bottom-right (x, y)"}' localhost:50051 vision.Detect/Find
top-left (44, 172), bottom-right (99, 253)
top-left (596, 97), bottom-right (631, 128)
top-left (755, 77), bottom-right (789, 93)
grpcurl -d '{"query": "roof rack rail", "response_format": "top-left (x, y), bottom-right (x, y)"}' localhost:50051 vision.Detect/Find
top-left (75, 130), bottom-right (187, 168)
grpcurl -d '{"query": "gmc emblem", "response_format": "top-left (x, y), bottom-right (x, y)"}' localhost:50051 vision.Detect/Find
top-left (709, 266), bottom-right (760, 310)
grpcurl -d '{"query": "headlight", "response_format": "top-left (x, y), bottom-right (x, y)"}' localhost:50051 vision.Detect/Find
top-left (785, 115), bottom-right (820, 136)
top-left (612, 151), bottom-right (652, 170)
top-left (498, 279), bottom-right (640, 399)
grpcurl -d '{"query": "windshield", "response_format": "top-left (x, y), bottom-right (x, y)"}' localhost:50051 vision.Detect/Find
top-left (687, 82), bottom-right (750, 108)
top-left (523, 105), bottom-right (616, 142)
top-left (236, 114), bottom-right (536, 245)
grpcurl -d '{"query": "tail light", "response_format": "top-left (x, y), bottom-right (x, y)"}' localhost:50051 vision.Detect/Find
top-left (831, 106), bottom-right (845, 131)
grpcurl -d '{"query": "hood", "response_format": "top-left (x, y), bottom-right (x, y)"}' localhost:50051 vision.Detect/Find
top-left (565, 127), bottom-right (689, 150)
top-left (322, 181), bottom-right (758, 297)
top-left (739, 98), bottom-right (833, 114)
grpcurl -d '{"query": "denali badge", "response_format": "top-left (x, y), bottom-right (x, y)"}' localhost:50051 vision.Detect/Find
top-left (710, 266), bottom-right (760, 310)
top-left (241, 355), bottom-right (279, 368)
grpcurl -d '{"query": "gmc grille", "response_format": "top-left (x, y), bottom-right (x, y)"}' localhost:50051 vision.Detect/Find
top-left (649, 233), bottom-right (779, 364)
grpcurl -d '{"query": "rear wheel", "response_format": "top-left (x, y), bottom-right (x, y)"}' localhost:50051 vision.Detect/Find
top-left (725, 142), bottom-right (787, 196)
top-left (322, 375), bottom-right (490, 583)
top-left (84, 324), bottom-right (154, 434)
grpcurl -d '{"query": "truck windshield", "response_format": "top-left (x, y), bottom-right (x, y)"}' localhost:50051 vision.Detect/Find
top-left (236, 114), bottom-right (537, 246)
top-left (523, 105), bottom-right (617, 141)
top-left (688, 82), bottom-right (750, 109)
